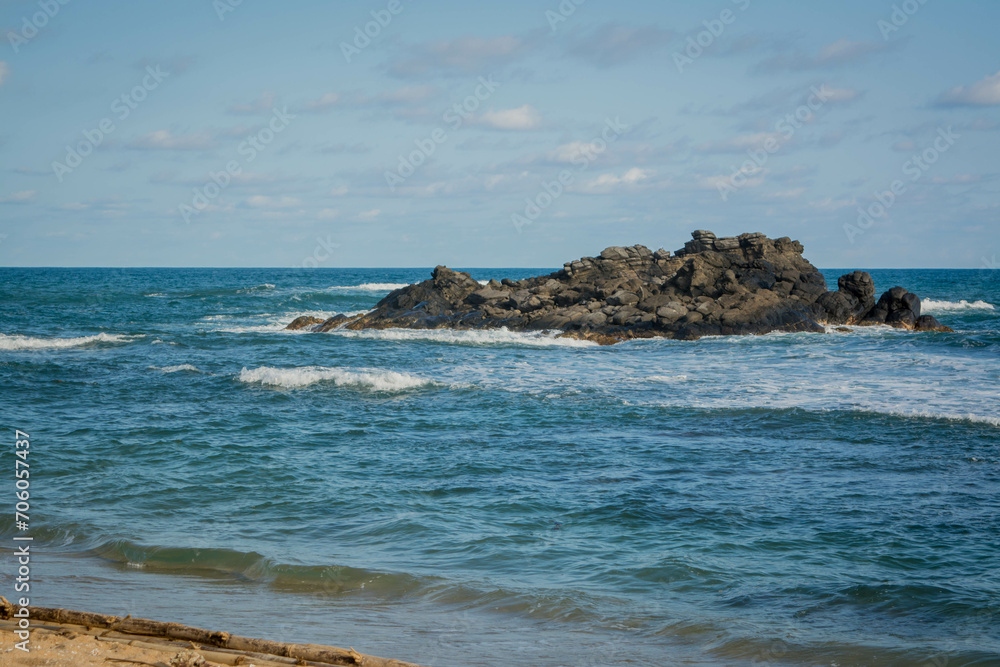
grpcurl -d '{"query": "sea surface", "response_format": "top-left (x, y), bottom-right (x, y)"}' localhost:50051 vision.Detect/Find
top-left (1, 267), bottom-right (998, 666)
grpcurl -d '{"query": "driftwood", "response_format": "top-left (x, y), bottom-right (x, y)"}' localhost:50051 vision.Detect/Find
top-left (0, 597), bottom-right (425, 667)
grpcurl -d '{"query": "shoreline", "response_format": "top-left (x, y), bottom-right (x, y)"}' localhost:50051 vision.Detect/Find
top-left (0, 599), bottom-right (422, 667)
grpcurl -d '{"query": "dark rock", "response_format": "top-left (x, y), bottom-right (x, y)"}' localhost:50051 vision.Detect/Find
top-left (285, 316), bottom-right (325, 331)
top-left (288, 232), bottom-right (949, 344)
top-left (864, 286), bottom-right (923, 329)
top-left (915, 315), bottom-right (954, 332)
top-left (816, 270), bottom-right (877, 324)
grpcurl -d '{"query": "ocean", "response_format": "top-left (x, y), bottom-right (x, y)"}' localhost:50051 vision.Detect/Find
top-left (1, 267), bottom-right (998, 666)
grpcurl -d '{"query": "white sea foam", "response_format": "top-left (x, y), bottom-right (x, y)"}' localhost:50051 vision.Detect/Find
top-left (327, 327), bottom-right (598, 348)
top-left (209, 310), bottom-right (370, 334)
top-left (853, 407), bottom-right (1000, 427)
top-left (238, 365), bottom-right (436, 391)
top-left (327, 283), bottom-right (410, 292)
top-left (149, 364), bottom-right (203, 374)
top-left (646, 374), bottom-right (690, 383)
top-left (922, 299), bottom-right (995, 313)
top-left (0, 333), bottom-right (136, 351)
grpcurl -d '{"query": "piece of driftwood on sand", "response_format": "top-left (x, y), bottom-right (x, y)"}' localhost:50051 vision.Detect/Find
top-left (0, 597), bottom-right (424, 667)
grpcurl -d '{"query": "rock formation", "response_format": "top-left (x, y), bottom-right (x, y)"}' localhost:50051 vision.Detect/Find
top-left (287, 231), bottom-right (953, 343)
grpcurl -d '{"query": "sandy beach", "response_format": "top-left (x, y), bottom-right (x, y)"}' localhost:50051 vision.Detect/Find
top-left (0, 601), bottom-right (422, 667)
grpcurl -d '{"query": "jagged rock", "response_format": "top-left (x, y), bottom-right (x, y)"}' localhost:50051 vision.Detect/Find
top-left (467, 286), bottom-right (509, 305)
top-left (816, 271), bottom-right (877, 324)
top-left (286, 316), bottom-right (325, 330)
top-left (289, 231), bottom-right (951, 344)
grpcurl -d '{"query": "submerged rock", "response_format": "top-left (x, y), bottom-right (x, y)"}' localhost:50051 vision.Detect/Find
top-left (287, 231), bottom-right (955, 342)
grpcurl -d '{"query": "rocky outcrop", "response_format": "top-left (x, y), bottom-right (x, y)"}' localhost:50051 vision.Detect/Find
top-left (286, 231), bottom-right (954, 343)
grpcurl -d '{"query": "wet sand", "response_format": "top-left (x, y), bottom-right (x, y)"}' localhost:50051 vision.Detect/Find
top-left (0, 610), bottom-right (423, 667)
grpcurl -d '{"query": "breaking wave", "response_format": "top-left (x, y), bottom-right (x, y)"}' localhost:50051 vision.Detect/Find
top-left (922, 299), bottom-right (995, 313)
top-left (238, 365), bottom-right (438, 391)
top-left (0, 333), bottom-right (136, 351)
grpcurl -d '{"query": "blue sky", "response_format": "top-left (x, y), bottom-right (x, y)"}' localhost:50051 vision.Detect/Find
top-left (1, 0), bottom-right (998, 268)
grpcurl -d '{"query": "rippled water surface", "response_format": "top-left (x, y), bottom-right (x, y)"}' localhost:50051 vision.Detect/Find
top-left (1, 267), bottom-right (998, 666)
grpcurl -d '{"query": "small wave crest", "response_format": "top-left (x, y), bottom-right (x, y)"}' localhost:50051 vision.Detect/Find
top-left (0, 333), bottom-right (136, 351)
top-left (237, 283), bottom-right (276, 293)
top-left (91, 539), bottom-right (430, 596)
top-left (238, 365), bottom-right (437, 391)
top-left (922, 299), bottom-right (995, 313)
top-left (149, 364), bottom-right (203, 374)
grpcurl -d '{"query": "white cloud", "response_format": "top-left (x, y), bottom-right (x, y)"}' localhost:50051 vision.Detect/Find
top-left (329, 186), bottom-right (349, 196)
top-left (931, 174), bottom-right (980, 184)
top-left (0, 62), bottom-right (8, 86)
top-left (577, 168), bottom-right (651, 193)
top-left (936, 70), bottom-right (1000, 107)
top-left (545, 141), bottom-right (595, 164)
top-left (813, 85), bottom-right (860, 103)
top-left (757, 39), bottom-right (888, 72)
top-left (763, 187), bottom-right (806, 200)
top-left (304, 92), bottom-right (339, 112)
top-left (0, 190), bottom-right (36, 203)
top-left (358, 209), bottom-right (381, 220)
top-left (245, 196), bottom-right (301, 209)
top-left (567, 24), bottom-right (674, 68)
top-left (477, 105), bottom-right (542, 131)
top-left (317, 208), bottom-right (339, 219)
top-left (229, 92), bottom-right (275, 114)
top-left (389, 35), bottom-right (528, 78)
top-left (810, 197), bottom-right (856, 211)
top-left (128, 130), bottom-right (216, 151)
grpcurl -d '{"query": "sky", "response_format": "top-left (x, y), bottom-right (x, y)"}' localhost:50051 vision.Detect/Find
top-left (0, 0), bottom-right (998, 268)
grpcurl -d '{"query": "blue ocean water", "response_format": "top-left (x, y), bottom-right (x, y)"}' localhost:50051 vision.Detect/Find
top-left (1, 267), bottom-right (998, 666)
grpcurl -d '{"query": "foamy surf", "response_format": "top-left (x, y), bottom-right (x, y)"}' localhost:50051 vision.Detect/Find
top-left (922, 299), bottom-right (995, 313)
top-left (327, 327), bottom-right (598, 348)
top-left (238, 365), bottom-right (438, 391)
top-left (645, 374), bottom-right (690, 383)
top-left (327, 283), bottom-right (411, 292)
top-left (208, 311), bottom-right (370, 334)
top-left (0, 333), bottom-right (136, 351)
